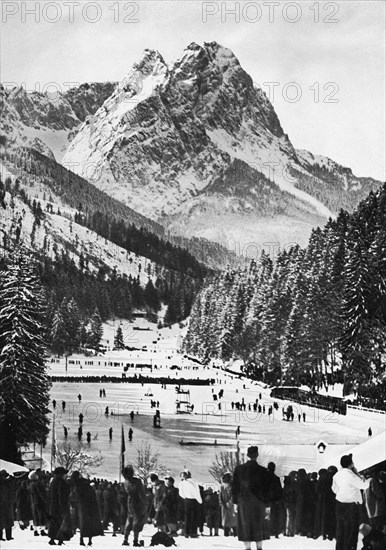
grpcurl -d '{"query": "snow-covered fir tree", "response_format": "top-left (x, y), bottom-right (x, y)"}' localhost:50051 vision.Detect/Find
top-left (114, 324), bottom-right (125, 350)
top-left (0, 247), bottom-right (51, 463)
top-left (184, 184), bottom-right (386, 396)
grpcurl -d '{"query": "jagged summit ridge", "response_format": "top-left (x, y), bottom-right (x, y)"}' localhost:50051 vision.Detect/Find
top-left (62, 41), bottom-right (382, 249)
top-left (63, 41), bottom-right (295, 218)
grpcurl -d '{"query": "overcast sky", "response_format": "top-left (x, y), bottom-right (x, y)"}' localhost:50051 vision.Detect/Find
top-left (1, 0), bottom-right (385, 180)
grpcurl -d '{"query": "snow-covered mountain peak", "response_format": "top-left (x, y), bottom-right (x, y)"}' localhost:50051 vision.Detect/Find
top-left (118, 49), bottom-right (168, 96)
top-left (172, 40), bottom-right (240, 80)
top-left (132, 48), bottom-right (167, 75)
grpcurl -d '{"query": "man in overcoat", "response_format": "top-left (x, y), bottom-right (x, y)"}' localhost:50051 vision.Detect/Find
top-left (48, 466), bottom-right (71, 546)
top-left (232, 445), bottom-right (270, 550)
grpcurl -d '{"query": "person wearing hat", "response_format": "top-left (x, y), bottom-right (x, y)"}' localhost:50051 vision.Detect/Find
top-left (163, 477), bottom-right (179, 536)
top-left (150, 473), bottom-right (167, 532)
top-left (332, 454), bottom-right (370, 550)
top-left (232, 446), bottom-right (270, 550)
top-left (0, 469), bottom-right (15, 541)
top-left (47, 467), bottom-right (71, 546)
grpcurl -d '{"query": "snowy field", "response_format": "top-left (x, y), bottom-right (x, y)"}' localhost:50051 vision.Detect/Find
top-left (45, 377), bottom-right (385, 484)
top-left (2, 523), bottom-right (339, 550)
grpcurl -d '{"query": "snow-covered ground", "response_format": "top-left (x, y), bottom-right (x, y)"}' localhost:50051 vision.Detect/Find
top-left (44, 319), bottom-right (386, 486)
top-left (1, 523), bottom-right (339, 550)
top-left (0, 176), bottom-right (158, 286)
top-left (10, 319), bottom-right (383, 550)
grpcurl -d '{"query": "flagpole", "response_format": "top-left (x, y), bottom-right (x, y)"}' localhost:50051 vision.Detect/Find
top-left (51, 414), bottom-right (56, 473)
top-left (120, 423), bottom-right (125, 483)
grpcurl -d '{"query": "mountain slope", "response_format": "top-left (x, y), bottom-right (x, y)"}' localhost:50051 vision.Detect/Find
top-left (0, 145), bottom-right (235, 269)
top-left (63, 42), bottom-right (382, 249)
top-left (0, 82), bottom-right (116, 161)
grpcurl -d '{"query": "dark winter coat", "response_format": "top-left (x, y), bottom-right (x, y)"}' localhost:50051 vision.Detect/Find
top-left (123, 477), bottom-right (147, 533)
top-left (124, 477), bottom-right (147, 516)
top-left (282, 476), bottom-right (297, 536)
top-left (29, 479), bottom-right (47, 526)
top-left (16, 480), bottom-right (33, 523)
top-left (314, 471), bottom-right (335, 539)
top-left (95, 486), bottom-right (104, 520)
top-left (295, 474), bottom-right (315, 536)
top-left (153, 480), bottom-right (167, 527)
top-left (267, 471), bottom-right (285, 537)
top-left (232, 460), bottom-right (270, 542)
top-left (73, 478), bottom-right (103, 538)
top-left (47, 476), bottom-right (71, 540)
top-left (0, 476), bottom-right (15, 530)
top-left (364, 478), bottom-right (386, 520)
top-left (204, 491), bottom-right (221, 529)
top-left (102, 485), bottom-right (119, 527)
top-left (69, 486), bottom-right (79, 531)
top-left (163, 486), bottom-right (179, 524)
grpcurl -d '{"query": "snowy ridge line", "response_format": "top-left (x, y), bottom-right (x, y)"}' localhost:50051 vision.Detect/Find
top-left (206, 128), bottom-right (334, 219)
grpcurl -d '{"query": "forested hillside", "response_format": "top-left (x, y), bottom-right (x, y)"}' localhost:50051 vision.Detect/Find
top-left (184, 184), bottom-right (386, 404)
top-left (0, 145), bottom-right (235, 269)
top-left (0, 169), bottom-right (206, 354)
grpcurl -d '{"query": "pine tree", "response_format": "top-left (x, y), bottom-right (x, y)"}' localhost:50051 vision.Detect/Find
top-left (89, 308), bottom-right (103, 350)
top-left (114, 325), bottom-right (125, 350)
top-left (340, 231), bottom-right (372, 393)
top-left (50, 307), bottom-right (68, 355)
top-left (0, 248), bottom-right (51, 463)
top-left (144, 279), bottom-right (161, 311)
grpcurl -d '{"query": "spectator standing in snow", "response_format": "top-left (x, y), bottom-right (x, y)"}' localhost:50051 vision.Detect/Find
top-left (220, 472), bottom-right (237, 537)
top-left (70, 471), bottom-right (103, 547)
top-left (121, 465), bottom-right (147, 547)
top-left (332, 454), bottom-right (370, 550)
top-left (232, 445), bottom-right (270, 550)
top-left (28, 471), bottom-right (47, 537)
top-left (163, 477), bottom-right (179, 535)
top-left (0, 469), bottom-right (15, 541)
top-left (179, 470), bottom-right (202, 538)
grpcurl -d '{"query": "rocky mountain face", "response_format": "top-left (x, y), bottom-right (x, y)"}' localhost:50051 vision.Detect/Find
top-left (61, 42), bottom-right (382, 250)
top-left (0, 82), bottom-right (116, 161)
top-left (64, 82), bottom-right (117, 122)
top-left (2, 42), bottom-right (382, 253)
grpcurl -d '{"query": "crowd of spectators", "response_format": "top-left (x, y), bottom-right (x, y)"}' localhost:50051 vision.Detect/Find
top-left (1, 458), bottom-right (385, 548)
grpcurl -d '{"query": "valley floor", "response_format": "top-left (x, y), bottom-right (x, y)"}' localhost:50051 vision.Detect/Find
top-left (44, 319), bottom-right (385, 482)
